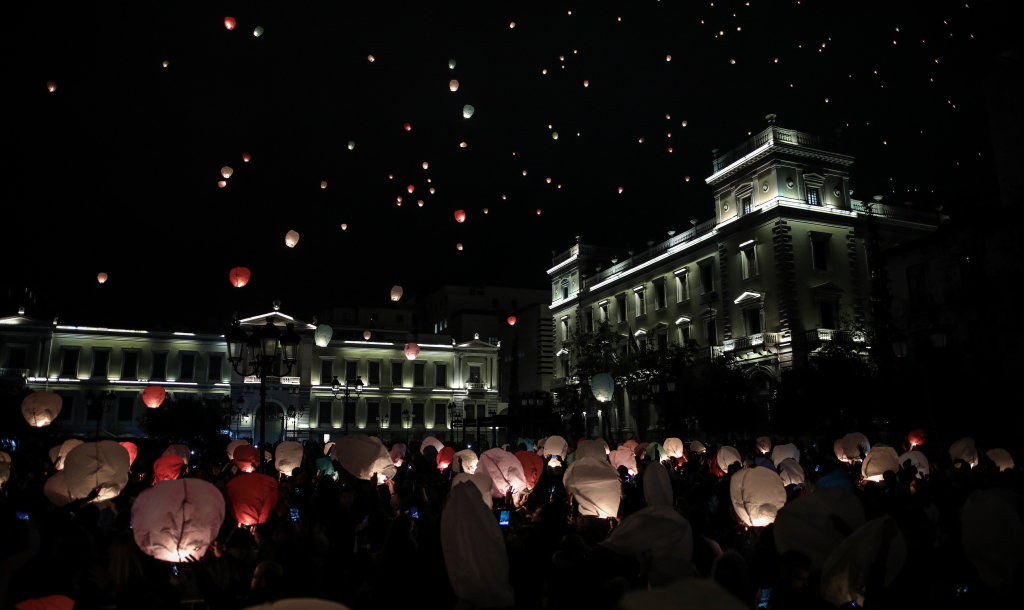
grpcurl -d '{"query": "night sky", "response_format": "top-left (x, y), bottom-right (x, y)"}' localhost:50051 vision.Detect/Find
top-left (7, 1), bottom-right (1015, 329)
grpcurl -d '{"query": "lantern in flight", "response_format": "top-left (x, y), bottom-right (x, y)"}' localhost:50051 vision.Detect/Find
top-left (367, 55), bottom-right (375, 62)
top-left (546, 177), bottom-right (552, 183)
top-left (682, 120), bottom-right (688, 127)
top-left (47, 82), bottom-right (57, 92)
top-left (97, 273), bottom-right (108, 284)
top-left (363, 331), bottom-right (371, 340)
top-left (730, 467), bottom-right (786, 527)
top-left (618, 187), bottom-right (624, 193)
top-left (422, 162), bottom-right (429, 170)
top-left (460, 142), bottom-right (467, 148)
top-left (685, 176), bottom-right (690, 182)
top-left (463, 105), bottom-right (475, 118)
top-left (275, 441), bottom-right (303, 476)
top-left (449, 59), bottom-right (456, 69)
top-left (591, 373), bottom-right (614, 402)
top-left (390, 286), bottom-right (404, 301)
top-left (483, 208), bottom-right (488, 214)
top-left (507, 316), bottom-right (516, 326)
top-left (233, 445), bottom-right (260, 473)
top-left (450, 79), bottom-right (459, 92)
top-left (404, 343), bottom-right (420, 360)
top-left (218, 181), bottom-right (226, 188)
top-left (348, 141), bottom-right (355, 150)
top-left (119, 441), bottom-right (138, 466)
top-left (253, 26), bottom-right (264, 37)
top-left (457, 243), bottom-right (464, 250)
top-left (285, 230), bottom-right (300, 248)
top-left (407, 185), bottom-right (415, 193)
top-left (418, 200), bottom-right (424, 207)
top-left (340, 223), bottom-right (348, 230)
top-left (229, 267), bottom-right (251, 287)
top-left (224, 17), bottom-right (236, 30)
top-left (242, 153), bottom-right (250, 162)
top-left (133, 478), bottom-right (225, 562)
top-left (536, 209), bottom-right (542, 214)
top-left (21, 391), bottom-right (63, 427)
top-left (666, 55), bottom-right (672, 61)
top-left (454, 210), bottom-right (466, 223)
top-left (430, 187), bottom-right (436, 193)
top-left (552, 132), bottom-right (559, 139)
top-left (908, 429), bottom-right (926, 447)
top-left (404, 123), bottom-right (412, 131)
top-left (510, 22), bottom-right (515, 28)
top-left (321, 181), bottom-right (327, 189)
top-left (314, 324), bottom-right (333, 347)
top-left (142, 385), bottom-right (166, 409)
top-left (583, 80), bottom-right (589, 87)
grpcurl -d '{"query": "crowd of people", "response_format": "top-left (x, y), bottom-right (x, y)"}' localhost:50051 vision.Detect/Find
top-left (0, 427), bottom-right (1021, 610)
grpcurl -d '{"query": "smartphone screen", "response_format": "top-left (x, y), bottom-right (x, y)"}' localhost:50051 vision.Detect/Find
top-left (548, 485), bottom-right (556, 494)
top-left (411, 507), bottom-right (419, 519)
top-left (172, 565), bottom-right (179, 577)
top-left (499, 510), bottom-right (510, 526)
top-left (16, 511), bottom-right (30, 521)
top-left (289, 508), bottom-right (300, 522)
top-left (757, 588), bottom-right (771, 609)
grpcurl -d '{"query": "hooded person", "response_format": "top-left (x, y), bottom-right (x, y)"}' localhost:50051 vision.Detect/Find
top-left (441, 480), bottom-right (515, 608)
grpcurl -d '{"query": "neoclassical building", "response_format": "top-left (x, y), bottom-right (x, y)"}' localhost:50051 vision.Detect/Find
top-left (547, 121), bottom-right (944, 437)
top-left (1, 305), bottom-right (500, 445)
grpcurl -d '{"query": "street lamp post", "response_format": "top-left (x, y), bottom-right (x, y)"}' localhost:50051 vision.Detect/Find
top-left (330, 375), bottom-right (363, 435)
top-left (226, 317), bottom-right (301, 472)
top-left (402, 409), bottom-right (412, 443)
top-left (448, 401), bottom-right (462, 445)
top-left (86, 390), bottom-right (117, 439)
top-left (488, 404), bottom-right (497, 447)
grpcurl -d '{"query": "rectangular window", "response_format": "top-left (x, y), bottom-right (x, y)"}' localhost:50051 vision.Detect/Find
top-left (742, 246), bottom-right (758, 279)
top-left (151, 352), bottom-right (167, 381)
top-left (678, 325), bottom-right (692, 346)
top-left (92, 349), bottom-right (110, 378)
top-left (369, 361), bottom-right (381, 385)
top-left (744, 308), bottom-right (762, 335)
top-left (705, 317), bottom-right (718, 346)
top-left (807, 187), bottom-right (821, 206)
top-left (320, 359), bottom-right (333, 385)
top-left (390, 403), bottom-right (403, 428)
top-left (57, 394), bottom-right (73, 420)
top-left (60, 349), bottom-right (80, 378)
top-left (413, 403), bottom-right (425, 424)
top-left (117, 396), bottom-right (134, 421)
top-left (699, 261), bottom-right (714, 294)
top-left (616, 295), bottom-right (627, 323)
top-left (6, 347), bottom-right (27, 369)
top-left (435, 363), bottom-right (447, 387)
top-left (435, 403), bottom-right (448, 428)
top-left (561, 283), bottom-right (570, 300)
top-left (654, 282), bottom-right (667, 309)
top-left (675, 270), bottom-right (689, 302)
top-left (634, 288), bottom-right (646, 316)
top-left (811, 235), bottom-right (830, 271)
top-left (207, 354), bottom-right (223, 382)
top-left (487, 336), bottom-right (499, 346)
top-left (600, 301), bottom-right (609, 322)
top-left (819, 301), bottom-right (837, 329)
top-left (367, 401), bottom-right (380, 426)
top-left (560, 317), bottom-right (569, 341)
top-left (469, 365), bottom-right (482, 384)
top-left (741, 194), bottom-right (753, 214)
top-left (585, 308), bottom-right (594, 332)
top-left (318, 400), bottom-right (333, 428)
top-left (414, 362), bottom-right (425, 386)
top-left (391, 362), bottom-right (403, 387)
top-left (121, 351), bottom-right (139, 381)
top-left (656, 332), bottom-right (668, 351)
top-left (179, 353), bottom-right (195, 381)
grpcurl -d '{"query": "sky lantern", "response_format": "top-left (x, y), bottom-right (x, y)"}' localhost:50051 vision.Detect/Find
top-left (363, 331), bottom-right (371, 340)
top-left (907, 428), bottom-right (926, 447)
top-left (340, 223), bottom-right (348, 230)
top-left (229, 267), bottom-right (251, 287)
top-left (583, 80), bottom-right (589, 87)
top-left (226, 473), bottom-right (278, 525)
top-left (422, 161), bottom-right (429, 170)
top-left (404, 343), bottom-right (420, 360)
top-left (730, 466), bottom-right (786, 527)
top-left (404, 123), bottom-right (412, 131)
top-left (510, 22), bottom-right (515, 28)
top-left (457, 243), bottom-right (464, 251)
top-left (253, 26), bottom-right (264, 37)
top-left (449, 59), bottom-right (456, 69)
top-left (463, 105), bottom-right (475, 118)
top-left (454, 210), bottom-right (466, 223)
top-left (226, 439), bottom-right (249, 460)
top-left (861, 447), bottom-right (900, 482)
top-left (132, 478), bottom-right (225, 562)
top-left (479, 448), bottom-right (529, 498)
top-left (367, 55), bottom-right (375, 62)
top-left (233, 444), bottom-right (260, 473)
top-left (64, 441), bottom-right (130, 501)
top-left (21, 391), bottom-right (63, 427)
top-left (47, 82), bottom-right (57, 92)
top-left (314, 324), bottom-right (333, 347)
top-left (418, 200), bottom-right (424, 206)
top-left (218, 181), bottom-right (226, 188)
top-left (391, 285), bottom-right (404, 301)
top-left (756, 437), bottom-right (771, 454)
top-left (44, 472), bottom-right (74, 506)
top-left (396, 197), bottom-right (402, 206)
top-left (507, 316), bottom-right (516, 326)
top-left (348, 141), bottom-right (355, 150)
top-left (142, 385), bottom-right (166, 409)
top-left (682, 120), bottom-right (688, 126)
top-left (162, 60), bottom-right (169, 68)
top-left (618, 187), bottom-right (624, 193)
top-left (459, 142), bottom-right (467, 148)
top-left (119, 441), bottom-right (138, 466)
top-left (97, 273), bottom-right (108, 284)
top-left (552, 132), bottom-right (558, 139)
top-left (407, 184), bottom-right (415, 193)
top-left (224, 17), bottom-right (236, 30)
top-left (564, 457), bottom-right (621, 517)
top-left (285, 230), bottom-right (300, 248)
top-left (522, 170), bottom-right (527, 176)
top-left (730, 59), bottom-right (736, 64)
top-left (546, 177), bottom-right (552, 183)
top-left (591, 373), bottom-right (615, 402)
top-left (332, 435), bottom-right (395, 481)
top-left (321, 181), bottom-right (327, 189)
top-left (221, 166), bottom-right (233, 179)
top-left (450, 79), bottom-right (459, 92)
top-left (276, 441), bottom-right (304, 476)
top-left (242, 153), bottom-right (250, 162)
top-left (536, 209), bottom-right (542, 215)
top-left (153, 456), bottom-right (185, 484)
top-left (666, 54), bottom-right (672, 61)
top-left (437, 446), bottom-right (456, 470)
top-left (483, 208), bottom-right (488, 214)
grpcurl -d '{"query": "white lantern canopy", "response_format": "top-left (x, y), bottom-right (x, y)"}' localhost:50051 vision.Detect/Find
top-left (478, 448), bottom-right (528, 498)
top-left (575, 440), bottom-right (606, 461)
top-left (756, 436), bottom-right (771, 454)
top-left (21, 391), bottom-right (63, 427)
top-left (861, 446), bottom-right (900, 482)
top-left (590, 373), bottom-right (614, 402)
top-left (841, 433), bottom-right (871, 462)
top-left (453, 449), bottom-right (479, 474)
top-left (778, 458), bottom-right (806, 486)
top-left (63, 441), bottom-right (130, 502)
top-left (227, 439), bottom-right (250, 460)
top-left (449, 79), bottom-right (459, 92)
top-left (541, 435), bottom-right (568, 460)
top-left (690, 441), bottom-right (706, 454)
top-left (162, 444), bottom-right (191, 465)
top-left (332, 435), bottom-right (393, 481)
top-left (643, 461), bottom-right (673, 507)
top-left (771, 443), bottom-right (800, 468)
top-left (729, 466), bottom-right (786, 527)
top-left (441, 480), bottom-right (515, 608)
top-left (564, 456), bottom-right (621, 518)
top-left (221, 166), bottom-right (233, 179)
top-left (600, 505), bottom-right (693, 563)
top-left (285, 230), bottom-right (300, 248)
top-left (452, 471), bottom-right (493, 508)
top-left (949, 437), bottom-right (979, 468)
top-left (390, 285), bottom-right (404, 301)
top-left (314, 324), bottom-right (333, 347)
top-left (44, 472), bottom-right (75, 506)
top-left (132, 478), bottom-right (225, 562)
top-left (275, 441), bottom-right (304, 476)
top-left (55, 439), bottom-right (84, 470)
top-left (987, 448), bottom-right (1014, 471)
top-left (663, 438), bottom-right (684, 458)
top-left (610, 446), bottom-right (638, 475)
top-left (896, 450), bottom-right (929, 478)
top-left (717, 446), bottom-right (742, 471)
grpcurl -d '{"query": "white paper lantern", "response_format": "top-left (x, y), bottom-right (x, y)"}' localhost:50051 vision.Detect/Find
top-left (730, 466), bottom-right (786, 527)
top-left (600, 505), bottom-right (693, 562)
top-left (541, 435), bottom-right (568, 460)
top-left (227, 439), bottom-right (250, 460)
top-left (689, 441), bottom-right (706, 454)
top-left (834, 439), bottom-right (849, 463)
top-left (756, 436), bottom-right (772, 454)
top-left (390, 285), bottom-right (404, 301)
top-left (771, 443), bottom-right (800, 468)
top-left (453, 449), bottom-right (479, 474)
top-left (324, 441), bottom-right (335, 456)
top-left (775, 487), bottom-right (866, 570)
top-left (275, 441), bottom-right (304, 476)
top-left (563, 456), bottom-right (621, 518)
top-left (663, 438), bottom-right (684, 458)
top-left (285, 230), bottom-right (300, 248)
top-left (861, 446), bottom-right (900, 482)
top-left (162, 444), bottom-right (191, 465)
top-left (44, 472), bottom-right (75, 506)
top-left (949, 437), bottom-right (979, 468)
top-left (778, 458), bottom-right (806, 486)
top-left (21, 391), bottom-right (63, 427)
top-left (49, 445), bottom-right (61, 465)
top-left (63, 441), bottom-right (130, 502)
top-left (841, 433), bottom-right (870, 462)
top-left (221, 166), bottom-right (233, 179)
top-left (332, 435), bottom-right (393, 480)
top-left (610, 446), bottom-right (638, 475)
top-left (132, 478), bottom-right (225, 562)
top-left (452, 472), bottom-right (492, 508)
top-left (421, 436), bottom-right (444, 454)
top-left (478, 448), bottom-right (528, 497)
top-left (449, 79), bottom-right (459, 92)
top-left (590, 373), bottom-right (614, 402)
top-left (314, 324), bottom-right (333, 347)
top-left (820, 515), bottom-right (907, 607)
top-left (717, 446), bottom-right (742, 471)
top-left (987, 448), bottom-right (1014, 472)
top-left (896, 450), bottom-right (929, 478)
top-left (55, 439), bottom-right (84, 470)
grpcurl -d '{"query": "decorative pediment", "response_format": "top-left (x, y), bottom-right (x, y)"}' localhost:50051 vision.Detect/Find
top-left (238, 311), bottom-right (316, 329)
top-left (734, 291), bottom-right (764, 305)
top-left (803, 173), bottom-right (825, 187)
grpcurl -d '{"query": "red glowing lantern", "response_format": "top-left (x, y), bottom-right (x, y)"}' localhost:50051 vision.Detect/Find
top-left (224, 17), bottom-right (236, 30)
top-left (218, 181), bottom-right (226, 188)
top-left (233, 444), bottom-right (260, 473)
top-left (47, 81), bottom-right (57, 92)
top-left (454, 210), bottom-right (466, 223)
top-left (507, 316), bottom-right (516, 325)
top-left (404, 123), bottom-right (412, 131)
top-left (226, 473), bottom-right (279, 525)
top-left (908, 429), bottom-right (926, 447)
top-left (685, 176), bottom-right (691, 182)
top-left (404, 343), bottom-right (420, 360)
top-left (97, 273), bottom-right (109, 284)
top-left (153, 456), bottom-right (185, 484)
top-left (321, 181), bottom-right (328, 189)
top-left (119, 441), bottom-right (138, 466)
top-left (407, 185), bottom-right (415, 193)
top-left (229, 267), bottom-right (251, 288)
top-left (618, 187), bottom-right (624, 193)
top-left (437, 446), bottom-right (455, 470)
top-left (242, 153), bottom-right (250, 162)
top-left (142, 385), bottom-right (166, 409)
top-left (516, 450), bottom-right (544, 491)
top-left (536, 209), bottom-right (542, 215)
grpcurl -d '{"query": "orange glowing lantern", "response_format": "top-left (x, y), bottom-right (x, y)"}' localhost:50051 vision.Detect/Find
top-left (221, 166), bottom-right (233, 179)
top-left (233, 444), bottom-right (260, 473)
top-left (618, 187), bottom-right (624, 193)
top-left (218, 180), bottom-right (226, 188)
top-left (226, 473), bottom-right (279, 525)
top-left (404, 123), bottom-right (412, 131)
top-left (224, 17), bottom-right (236, 30)
top-left (449, 79), bottom-right (459, 92)
top-left (363, 331), bottom-right (371, 340)
top-left (142, 385), bottom-right (166, 409)
top-left (391, 286), bottom-right (404, 301)
top-left (422, 161), bottom-right (429, 169)
top-left (536, 209), bottom-right (542, 215)
top-left (97, 273), bottom-right (108, 284)
top-left (321, 181), bottom-right (327, 189)
top-left (407, 185), bottom-right (414, 193)
top-left (153, 456), bottom-right (185, 484)
top-left (908, 429), bottom-right (926, 447)
top-left (285, 230), bottom-right (300, 248)
top-left (229, 267), bottom-right (251, 287)
top-left (507, 316), bottom-right (516, 325)
top-left (437, 446), bottom-right (455, 470)
top-left (242, 153), bottom-right (250, 162)
top-left (340, 223), bottom-right (348, 230)
top-left (454, 210), bottom-right (466, 223)
top-left (119, 441), bottom-right (138, 466)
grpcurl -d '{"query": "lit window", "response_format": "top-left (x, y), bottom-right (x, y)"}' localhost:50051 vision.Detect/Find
top-left (807, 187), bottom-right (822, 206)
top-left (741, 244), bottom-right (758, 279)
top-left (741, 194), bottom-right (753, 214)
top-left (674, 269), bottom-right (689, 302)
top-left (634, 287), bottom-right (646, 317)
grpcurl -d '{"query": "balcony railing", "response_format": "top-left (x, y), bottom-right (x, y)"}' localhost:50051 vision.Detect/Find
top-left (712, 127), bottom-right (823, 173)
top-left (466, 382), bottom-right (486, 390)
top-left (723, 332), bottom-right (781, 352)
top-left (851, 202), bottom-right (945, 226)
top-left (806, 328), bottom-right (866, 343)
top-left (583, 218), bottom-right (718, 289)
top-left (0, 367), bottom-right (29, 378)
